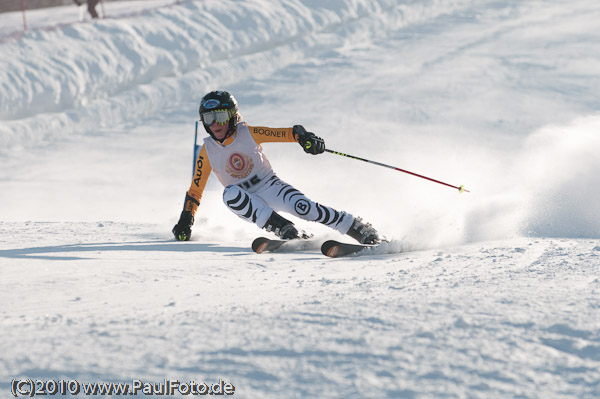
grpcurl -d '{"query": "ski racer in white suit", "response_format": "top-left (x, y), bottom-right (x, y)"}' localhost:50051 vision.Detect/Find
top-left (172, 90), bottom-right (380, 244)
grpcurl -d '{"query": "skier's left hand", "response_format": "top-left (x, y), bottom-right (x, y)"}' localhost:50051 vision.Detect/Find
top-left (172, 210), bottom-right (194, 241)
top-left (293, 125), bottom-right (325, 155)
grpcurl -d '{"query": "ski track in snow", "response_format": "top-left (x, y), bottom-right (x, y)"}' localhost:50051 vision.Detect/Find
top-left (1, 0), bottom-right (600, 398)
top-left (1, 222), bottom-right (599, 398)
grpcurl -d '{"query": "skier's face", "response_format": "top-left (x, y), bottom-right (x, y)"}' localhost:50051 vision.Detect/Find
top-left (209, 121), bottom-right (229, 140)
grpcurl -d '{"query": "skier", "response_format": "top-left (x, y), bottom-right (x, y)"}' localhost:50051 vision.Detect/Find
top-left (73, 0), bottom-right (99, 19)
top-left (172, 90), bottom-right (380, 245)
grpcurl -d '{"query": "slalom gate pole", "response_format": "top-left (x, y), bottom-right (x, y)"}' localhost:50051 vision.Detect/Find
top-left (325, 149), bottom-right (469, 193)
top-left (192, 121), bottom-right (199, 177)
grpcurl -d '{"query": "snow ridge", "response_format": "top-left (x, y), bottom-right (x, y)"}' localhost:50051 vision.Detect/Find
top-left (0, 0), bottom-right (475, 154)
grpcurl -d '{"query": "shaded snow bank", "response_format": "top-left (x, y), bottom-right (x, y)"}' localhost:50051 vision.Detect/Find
top-left (0, 0), bottom-right (475, 154)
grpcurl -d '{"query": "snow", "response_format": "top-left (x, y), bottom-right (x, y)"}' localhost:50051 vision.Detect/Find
top-left (1, 0), bottom-right (599, 398)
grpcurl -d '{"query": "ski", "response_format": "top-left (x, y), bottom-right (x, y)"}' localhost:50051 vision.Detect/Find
top-left (320, 240), bottom-right (379, 258)
top-left (251, 237), bottom-right (321, 254)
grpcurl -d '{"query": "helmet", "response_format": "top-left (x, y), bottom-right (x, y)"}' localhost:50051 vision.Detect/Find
top-left (199, 90), bottom-right (239, 142)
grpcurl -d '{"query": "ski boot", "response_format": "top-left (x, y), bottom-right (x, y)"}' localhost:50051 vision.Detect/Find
top-left (346, 217), bottom-right (381, 245)
top-left (262, 211), bottom-right (306, 240)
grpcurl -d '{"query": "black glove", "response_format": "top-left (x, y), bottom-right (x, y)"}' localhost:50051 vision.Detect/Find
top-left (172, 210), bottom-right (194, 241)
top-left (293, 125), bottom-right (325, 155)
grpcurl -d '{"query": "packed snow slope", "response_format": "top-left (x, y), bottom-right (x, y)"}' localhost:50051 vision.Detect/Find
top-left (1, 0), bottom-right (599, 398)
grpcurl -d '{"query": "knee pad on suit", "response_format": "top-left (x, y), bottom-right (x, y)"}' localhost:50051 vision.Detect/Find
top-left (223, 185), bottom-right (272, 228)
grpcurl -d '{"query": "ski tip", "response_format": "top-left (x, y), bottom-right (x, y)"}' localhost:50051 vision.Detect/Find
top-left (256, 242), bottom-right (269, 254)
top-left (321, 239), bottom-right (376, 257)
top-left (325, 245), bottom-right (340, 258)
top-left (251, 237), bottom-right (270, 253)
top-left (321, 240), bottom-right (341, 258)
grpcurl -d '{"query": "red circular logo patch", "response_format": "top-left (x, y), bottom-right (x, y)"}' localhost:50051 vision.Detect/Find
top-left (226, 152), bottom-right (254, 179)
top-left (229, 153), bottom-right (246, 171)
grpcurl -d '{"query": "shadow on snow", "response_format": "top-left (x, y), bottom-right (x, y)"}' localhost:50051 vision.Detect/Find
top-left (0, 241), bottom-right (249, 261)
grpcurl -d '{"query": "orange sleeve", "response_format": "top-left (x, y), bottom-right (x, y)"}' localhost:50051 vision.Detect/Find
top-left (247, 125), bottom-right (298, 144)
top-left (185, 146), bottom-right (212, 216)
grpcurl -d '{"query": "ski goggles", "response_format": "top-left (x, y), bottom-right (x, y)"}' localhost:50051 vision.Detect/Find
top-left (201, 109), bottom-right (234, 126)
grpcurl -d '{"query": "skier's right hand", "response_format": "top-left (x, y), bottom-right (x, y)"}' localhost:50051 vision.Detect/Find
top-left (172, 210), bottom-right (194, 241)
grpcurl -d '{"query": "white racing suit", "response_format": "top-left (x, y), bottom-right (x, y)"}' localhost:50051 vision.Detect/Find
top-left (184, 121), bottom-right (354, 234)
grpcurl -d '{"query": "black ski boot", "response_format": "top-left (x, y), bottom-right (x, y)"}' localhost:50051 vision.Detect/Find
top-left (346, 217), bottom-right (381, 245)
top-left (262, 211), bottom-right (300, 240)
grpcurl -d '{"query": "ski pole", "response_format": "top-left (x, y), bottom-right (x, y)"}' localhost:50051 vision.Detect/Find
top-left (325, 149), bottom-right (469, 193)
